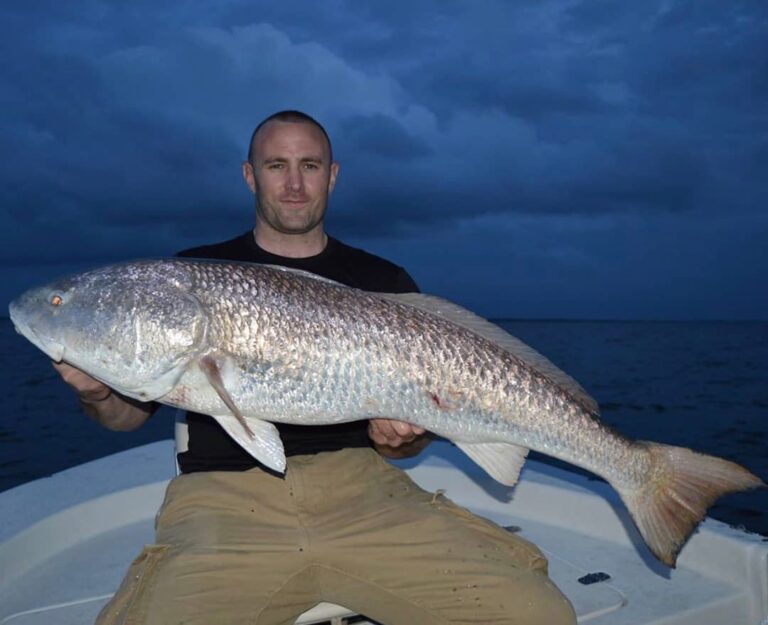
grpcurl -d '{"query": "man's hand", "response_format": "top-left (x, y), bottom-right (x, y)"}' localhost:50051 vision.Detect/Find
top-left (368, 418), bottom-right (425, 447)
top-left (368, 418), bottom-right (430, 459)
top-left (52, 361), bottom-right (111, 402)
top-left (52, 361), bottom-right (156, 431)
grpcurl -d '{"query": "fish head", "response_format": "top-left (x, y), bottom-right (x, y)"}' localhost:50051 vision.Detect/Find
top-left (9, 260), bottom-right (207, 400)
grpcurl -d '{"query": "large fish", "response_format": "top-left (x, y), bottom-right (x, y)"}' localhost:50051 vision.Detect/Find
top-left (9, 259), bottom-right (764, 566)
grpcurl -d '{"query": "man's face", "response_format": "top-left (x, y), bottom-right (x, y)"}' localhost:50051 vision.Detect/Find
top-left (243, 121), bottom-right (338, 237)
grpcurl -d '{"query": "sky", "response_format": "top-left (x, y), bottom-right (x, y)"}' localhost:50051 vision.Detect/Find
top-left (1, 0), bottom-right (766, 320)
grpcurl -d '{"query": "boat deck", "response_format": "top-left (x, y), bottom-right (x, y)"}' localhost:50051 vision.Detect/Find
top-left (1, 441), bottom-right (765, 624)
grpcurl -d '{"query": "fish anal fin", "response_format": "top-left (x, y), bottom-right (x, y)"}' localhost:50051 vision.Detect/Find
top-left (199, 354), bottom-right (254, 439)
top-left (212, 414), bottom-right (286, 474)
top-left (455, 441), bottom-right (529, 487)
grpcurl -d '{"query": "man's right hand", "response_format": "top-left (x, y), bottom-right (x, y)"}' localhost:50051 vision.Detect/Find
top-left (53, 361), bottom-right (112, 402)
top-left (52, 361), bottom-right (157, 431)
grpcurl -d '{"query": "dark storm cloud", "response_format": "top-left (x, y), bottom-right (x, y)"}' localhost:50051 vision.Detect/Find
top-left (336, 114), bottom-right (431, 160)
top-left (329, 117), bottom-right (709, 239)
top-left (427, 68), bottom-right (608, 121)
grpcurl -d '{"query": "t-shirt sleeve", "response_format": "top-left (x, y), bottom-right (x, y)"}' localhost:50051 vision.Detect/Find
top-left (175, 246), bottom-right (210, 258)
top-left (392, 267), bottom-right (420, 294)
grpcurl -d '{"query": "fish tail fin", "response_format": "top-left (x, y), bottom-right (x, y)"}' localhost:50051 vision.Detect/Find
top-left (616, 441), bottom-right (765, 567)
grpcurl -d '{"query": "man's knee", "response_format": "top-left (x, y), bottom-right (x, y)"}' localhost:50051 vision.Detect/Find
top-left (500, 572), bottom-right (577, 625)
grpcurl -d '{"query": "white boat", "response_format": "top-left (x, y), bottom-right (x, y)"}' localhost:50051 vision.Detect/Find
top-left (1, 438), bottom-right (766, 625)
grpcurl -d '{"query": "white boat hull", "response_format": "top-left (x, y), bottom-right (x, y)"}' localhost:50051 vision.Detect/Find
top-left (1, 441), bottom-right (766, 624)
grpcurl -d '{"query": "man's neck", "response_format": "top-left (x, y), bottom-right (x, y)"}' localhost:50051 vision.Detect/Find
top-left (252, 227), bottom-right (328, 259)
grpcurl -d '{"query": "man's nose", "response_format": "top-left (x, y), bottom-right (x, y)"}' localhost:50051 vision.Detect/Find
top-left (286, 166), bottom-right (303, 191)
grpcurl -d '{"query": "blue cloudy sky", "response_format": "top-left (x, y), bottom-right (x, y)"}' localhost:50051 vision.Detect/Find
top-left (1, 0), bottom-right (766, 319)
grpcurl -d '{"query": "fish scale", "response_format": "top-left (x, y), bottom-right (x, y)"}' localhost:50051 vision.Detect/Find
top-left (9, 258), bottom-right (764, 567)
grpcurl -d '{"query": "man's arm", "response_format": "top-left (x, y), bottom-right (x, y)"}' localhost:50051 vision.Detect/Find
top-left (52, 362), bottom-right (158, 431)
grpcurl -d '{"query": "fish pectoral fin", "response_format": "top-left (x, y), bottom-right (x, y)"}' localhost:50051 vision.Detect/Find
top-left (211, 414), bottom-right (287, 474)
top-left (198, 354), bottom-right (287, 474)
top-left (199, 354), bottom-right (254, 439)
top-left (455, 441), bottom-right (529, 487)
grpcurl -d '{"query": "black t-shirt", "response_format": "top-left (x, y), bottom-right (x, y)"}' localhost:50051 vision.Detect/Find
top-left (175, 230), bottom-right (419, 474)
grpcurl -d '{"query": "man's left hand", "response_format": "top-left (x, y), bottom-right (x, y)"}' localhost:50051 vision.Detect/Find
top-left (368, 418), bottom-right (430, 459)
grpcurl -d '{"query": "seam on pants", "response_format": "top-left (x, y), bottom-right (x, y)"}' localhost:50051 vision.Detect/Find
top-left (314, 562), bottom-right (452, 625)
top-left (251, 564), bottom-right (320, 625)
top-left (287, 460), bottom-right (313, 554)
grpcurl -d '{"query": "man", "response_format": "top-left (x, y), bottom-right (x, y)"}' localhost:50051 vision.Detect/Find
top-left (55, 111), bottom-right (576, 624)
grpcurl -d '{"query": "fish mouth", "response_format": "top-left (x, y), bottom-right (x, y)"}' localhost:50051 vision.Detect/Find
top-left (9, 303), bottom-right (66, 363)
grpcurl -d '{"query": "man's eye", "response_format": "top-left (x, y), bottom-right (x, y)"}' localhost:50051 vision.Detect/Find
top-left (303, 163), bottom-right (319, 170)
top-left (268, 163), bottom-right (284, 170)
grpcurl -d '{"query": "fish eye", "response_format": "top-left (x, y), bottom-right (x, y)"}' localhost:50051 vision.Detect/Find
top-left (50, 294), bottom-right (63, 306)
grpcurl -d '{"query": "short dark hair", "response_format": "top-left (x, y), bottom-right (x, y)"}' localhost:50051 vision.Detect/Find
top-left (247, 110), bottom-right (333, 162)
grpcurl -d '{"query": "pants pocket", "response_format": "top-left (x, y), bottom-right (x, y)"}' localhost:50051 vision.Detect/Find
top-left (95, 544), bottom-right (171, 625)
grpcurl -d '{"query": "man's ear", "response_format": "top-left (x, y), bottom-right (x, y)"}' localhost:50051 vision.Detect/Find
top-left (242, 161), bottom-right (257, 194)
top-left (328, 161), bottom-right (339, 194)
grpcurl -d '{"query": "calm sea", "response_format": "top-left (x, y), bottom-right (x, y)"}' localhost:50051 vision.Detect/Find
top-left (1, 317), bottom-right (766, 536)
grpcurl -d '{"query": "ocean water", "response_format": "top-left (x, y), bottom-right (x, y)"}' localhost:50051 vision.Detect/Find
top-left (1, 317), bottom-right (766, 536)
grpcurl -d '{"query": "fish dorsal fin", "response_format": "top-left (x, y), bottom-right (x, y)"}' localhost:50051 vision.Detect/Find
top-left (261, 263), bottom-right (346, 287)
top-left (376, 292), bottom-right (600, 416)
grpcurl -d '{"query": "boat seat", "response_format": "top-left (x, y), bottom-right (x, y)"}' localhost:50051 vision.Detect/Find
top-left (173, 411), bottom-right (361, 625)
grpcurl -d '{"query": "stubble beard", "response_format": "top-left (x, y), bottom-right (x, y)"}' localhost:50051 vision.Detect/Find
top-left (256, 198), bottom-right (327, 236)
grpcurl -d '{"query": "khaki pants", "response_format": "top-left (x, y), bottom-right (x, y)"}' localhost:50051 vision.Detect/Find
top-left (96, 448), bottom-right (576, 625)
